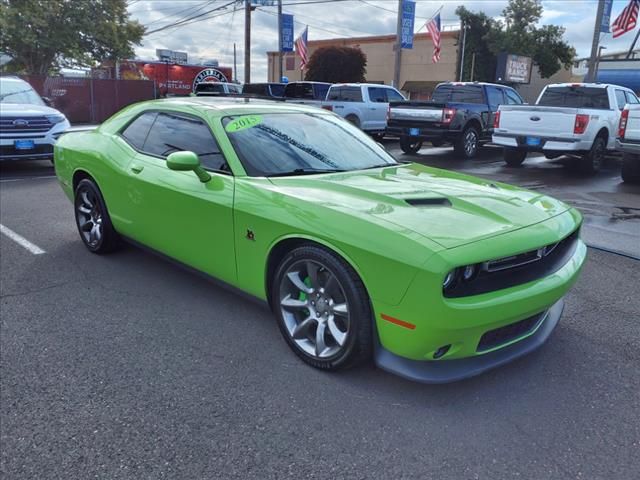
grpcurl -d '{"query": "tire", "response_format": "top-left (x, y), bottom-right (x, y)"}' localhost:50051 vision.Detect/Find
top-left (74, 178), bottom-right (120, 254)
top-left (503, 148), bottom-right (527, 167)
top-left (345, 115), bottom-right (361, 129)
top-left (454, 125), bottom-right (479, 159)
top-left (399, 135), bottom-right (423, 154)
top-left (578, 135), bottom-right (606, 174)
top-left (272, 244), bottom-right (373, 371)
top-left (621, 153), bottom-right (640, 184)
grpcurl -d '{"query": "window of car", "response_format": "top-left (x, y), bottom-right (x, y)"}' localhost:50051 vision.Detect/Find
top-left (285, 83), bottom-right (314, 99)
top-left (121, 112), bottom-right (157, 150)
top-left (504, 89), bottom-right (524, 105)
top-left (625, 91), bottom-right (640, 104)
top-left (368, 87), bottom-right (388, 103)
top-left (269, 84), bottom-right (285, 97)
top-left (486, 86), bottom-right (504, 107)
top-left (141, 112), bottom-right (228, 173)
top-left (537, 86), bottom-right (609, 109)
top-left (0, 79), bottom-right (45, 106)
top-left (228, 84), bottom-right (242, 94)
top-left (615, 89), bottom-right (628, 110)
top-left (385, 88), bottom-right (405, 102)
top-left (432, 84), bottom-right (485, 104)
top-left (222, 112), bottom-right (397, 177)
top-left (313, 83), bottom-right (330, 100)
top-left (195, 83), bottom-right (225, 94)
top-left (328, 87), bottom-right (362, 102)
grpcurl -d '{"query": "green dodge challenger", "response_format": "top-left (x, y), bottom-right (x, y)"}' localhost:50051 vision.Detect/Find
top-left (54, 98), bottom-right (586, 383)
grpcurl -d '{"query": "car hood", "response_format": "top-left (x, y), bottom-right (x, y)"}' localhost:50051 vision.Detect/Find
top-left (0, 102), bottom-right (63, 116)
top-left (267, 163), bottom-right (571, 249)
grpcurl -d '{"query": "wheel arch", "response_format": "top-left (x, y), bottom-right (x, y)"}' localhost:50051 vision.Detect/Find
top-left (595, 126), bottom-right (609, 145)
top-left (463, 117), bottom-right (482, 134)
top-left (264, 234), bottom-right (370, 311)
top-left (72, 169), bottom-right (97, 193)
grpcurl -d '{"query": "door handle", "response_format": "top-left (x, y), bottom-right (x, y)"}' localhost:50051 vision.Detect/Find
top-left (130, 164), bottom-right (144, 174)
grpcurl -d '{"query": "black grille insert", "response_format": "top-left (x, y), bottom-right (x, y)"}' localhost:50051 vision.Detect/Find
top-left (477, 311), bottom-right (546, 352)
top-left (0, 116), bottom-right (53, 134)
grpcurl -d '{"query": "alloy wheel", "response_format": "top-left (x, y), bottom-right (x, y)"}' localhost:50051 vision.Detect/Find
top-left (76, 187), bottom-right (103, 248)
top-left (278, 259), bottom-right (350, 359)
top-left (464, 129), bottom-right (478, 157)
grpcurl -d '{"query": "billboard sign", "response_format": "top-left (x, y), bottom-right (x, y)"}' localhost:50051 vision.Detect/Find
top-left (156, 49), bottom-right (188, 64)
top-left (281, 14), bottom-right (294, 52)
top-left (400, 0), bottom-right (416, 49)
top-left (495, 53), bottom-right (533, 84)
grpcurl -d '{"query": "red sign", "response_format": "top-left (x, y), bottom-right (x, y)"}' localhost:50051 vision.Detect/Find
top-left (117, 61), bottom-right (233, 95)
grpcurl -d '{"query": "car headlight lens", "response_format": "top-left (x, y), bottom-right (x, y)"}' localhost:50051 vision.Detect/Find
top-left (443, 271), bottom-right (456, 289)
top-left (443, 264), bottom-right (480, 294)
top-left (46, 114), bottom-right (66, 124)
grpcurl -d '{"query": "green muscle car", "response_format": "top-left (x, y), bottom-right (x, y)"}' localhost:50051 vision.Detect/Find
top-left (54, 97), bottom-right (586, 383)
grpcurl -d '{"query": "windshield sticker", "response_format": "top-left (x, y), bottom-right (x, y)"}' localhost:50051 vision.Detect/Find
top-left (225, 115), bottom-right (263, 133)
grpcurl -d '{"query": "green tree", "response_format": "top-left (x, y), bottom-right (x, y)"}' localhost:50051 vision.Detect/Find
top-left (304, 46), bottom-right (367, 83)
top-left (456, 0), bottom-right (575, 82)
top-left (0, 0), bottom-right (145, 75)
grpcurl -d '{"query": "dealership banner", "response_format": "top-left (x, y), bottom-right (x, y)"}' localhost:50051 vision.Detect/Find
top-left (495, 53), bottom-right (533, 84)
top-left (401, 0), bottom-right (416, 49)
top-left (281, 14), bottom-right (294, 52)
top-left (600, 0), bottom-right (613, 33)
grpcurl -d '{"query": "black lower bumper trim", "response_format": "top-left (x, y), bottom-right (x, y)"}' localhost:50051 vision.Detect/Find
top-left (374, 299), bottom-right (564, 384)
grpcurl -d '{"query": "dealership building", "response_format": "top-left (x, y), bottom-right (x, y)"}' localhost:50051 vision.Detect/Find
top-left (266, 31), bottom-right (571, 103)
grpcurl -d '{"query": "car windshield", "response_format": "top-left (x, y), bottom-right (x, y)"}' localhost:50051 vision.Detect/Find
top-left (195, 83), bottom-right (225, 94)
top-left (223, 112), bottom-right (398, 177)
top-left (0, 80), bottom-right (45, 105)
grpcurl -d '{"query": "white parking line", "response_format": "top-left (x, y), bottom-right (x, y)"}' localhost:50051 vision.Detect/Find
top-left (0, 175), bottom-right (58, 183)
top-left (0, 224), bottom-right (46, 255)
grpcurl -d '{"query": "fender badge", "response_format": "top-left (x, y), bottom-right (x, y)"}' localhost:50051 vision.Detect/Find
top-left (246, 229), bottom-right (255, 241)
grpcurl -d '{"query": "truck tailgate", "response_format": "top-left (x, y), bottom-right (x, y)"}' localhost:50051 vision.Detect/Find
top-left (497, 105), bottom-right (579, 137)
top-left (388, 101), bottom-right (446, 124)
top-left (626, 107), bottom-right (640, 141)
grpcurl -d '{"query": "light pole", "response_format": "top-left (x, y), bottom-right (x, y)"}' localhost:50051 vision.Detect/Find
top-left (594, 46), bottom-right (607, 82)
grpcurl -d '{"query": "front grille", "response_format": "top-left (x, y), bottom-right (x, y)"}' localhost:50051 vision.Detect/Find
top-left (0, 143), bottom-right (53, 159)
top-left (477, 311), bottom-right (546, 352)
top-left (0, 116), bottom-right (53, 134)
top-left (445, 228), bottom-right (580, 298)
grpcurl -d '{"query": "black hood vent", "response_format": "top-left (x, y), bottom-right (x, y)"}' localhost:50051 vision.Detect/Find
top-left (404, 197), bottom-right (451, 207)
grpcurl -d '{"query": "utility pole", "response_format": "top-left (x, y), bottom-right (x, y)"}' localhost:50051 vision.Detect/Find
top-left (233, 43), bottom-right (237, 82)
top-left (393, 0), bottom-right (403, 89)
top-left (470, 52), bottom-right (476, 82)
top-left (458, 22), bottom-right (467, 81)
top-left (585, 0), bottom-right (606, 82)
top-left (244, 0), bottom-right (251, 84)
top-left (278, 0), bottom-right (283, 82)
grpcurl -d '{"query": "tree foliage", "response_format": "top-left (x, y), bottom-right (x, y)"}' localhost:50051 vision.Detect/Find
top-left (304, 46), bottom-right (367, 83)
top-left (0, 0), bottom-right (145, 74)
top-left (456, 0), bottom-right (575, 82)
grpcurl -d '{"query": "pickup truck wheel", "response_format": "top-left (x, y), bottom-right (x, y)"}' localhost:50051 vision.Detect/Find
top-left (579, 136), bottom-right (606, 174)
top-left (454, 126), bottom-right (479, 159)
top-left (399, 136), bottom-right (423, 154)
top-left (345, 115), bottom-right (361, 129)
top-left (503, 148), bottom-right (527, 167)
top-left (621, 153), bottom-right (640, 184)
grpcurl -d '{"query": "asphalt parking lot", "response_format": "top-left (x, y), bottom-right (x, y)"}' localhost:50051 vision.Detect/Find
top-left (1, 148), bottom-right (639, 479)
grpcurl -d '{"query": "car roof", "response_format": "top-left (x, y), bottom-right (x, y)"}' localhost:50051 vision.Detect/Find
top-left (147, 96), bottom-right (328, 116)
top-left (330, 83), bottom-right (396, 88)
top-left (546, 82), bottom-right (632, 91)
top-left (437, 81), bottom-right (515, 89)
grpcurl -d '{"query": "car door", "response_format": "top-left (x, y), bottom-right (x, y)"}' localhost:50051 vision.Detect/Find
top-left (380, 88), bottom-right (405, 130)
top-left (124, 110), bottom-right (237, 284)
top-left (485, 86), bottom-right (505, 134)
top-left (366, 87), bottom-right (391, 131)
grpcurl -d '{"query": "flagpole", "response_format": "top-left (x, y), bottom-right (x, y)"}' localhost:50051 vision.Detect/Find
top-left (416, 5), bottom-right (443, 33)
top-left (627, 28), bottom-right (640, 58)
top-left (586, 0), bottom-right (606, 82)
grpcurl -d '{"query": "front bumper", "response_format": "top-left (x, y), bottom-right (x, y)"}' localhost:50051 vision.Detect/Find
top-left (616, 138), bottom-right (640, 155)
top-left (0, 119), bottom-right (70, 161)
top-left (493, 133), bottom-right (591, 152)
top-left (375, 299), bottom-right (564, 383)
top-left (386, 124), bottom-right (461, 142)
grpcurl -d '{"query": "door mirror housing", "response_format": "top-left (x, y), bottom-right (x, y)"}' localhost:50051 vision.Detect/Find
top-left (166, 151), bottom-right (211, 183)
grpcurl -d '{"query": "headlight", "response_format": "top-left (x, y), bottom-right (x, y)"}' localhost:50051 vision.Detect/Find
top-left (443, 264), bottom-right (480, 294)
top-left (46, 114), bottom-right (67, 124)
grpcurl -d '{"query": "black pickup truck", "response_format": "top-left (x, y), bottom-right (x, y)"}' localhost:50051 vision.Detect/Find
top-left (386, 82), bottom-right (525, 158)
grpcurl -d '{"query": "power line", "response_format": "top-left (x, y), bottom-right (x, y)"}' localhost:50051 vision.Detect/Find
top-left (144, 1), bottom-right (236, 35)
top-left (143, 1), bottom-right (216, 29)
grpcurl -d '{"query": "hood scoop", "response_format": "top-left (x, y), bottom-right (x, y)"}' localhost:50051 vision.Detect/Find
top-left (404, 197), bottom-right (451, 207)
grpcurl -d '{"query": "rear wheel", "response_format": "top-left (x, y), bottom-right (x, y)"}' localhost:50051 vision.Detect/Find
top-left (454, 125), bottom-right (479, 159)
top-left (272, 245), bottom-right (372, 371)
top-left (74, 178), bottom-right (120, 253)
top-left (578, 136), bottom-right (606, 174)
top-left (345, 115), bottom-right (361, 129)
top-left (503, 148), bottom-right (527, 167)
top-left (399, 136), bottom-right (423, 154)
top-left (621, 153), bottom-right (640, 184)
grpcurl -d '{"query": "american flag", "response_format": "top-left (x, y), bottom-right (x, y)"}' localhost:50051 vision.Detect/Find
top-left (612, 0), bottom-right (639, 38)
top-left (295, 26), bottom-right (309, 70)
top-left (426, 13), bottom-right (441, 63)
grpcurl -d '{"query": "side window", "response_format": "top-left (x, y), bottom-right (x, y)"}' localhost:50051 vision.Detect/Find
top-left (368, 87), bottom-right (387, 103)
top-left (385, 88), bottom-right (405, 102)
top-left (505, 89), bottom-right (523, 105)
top-left (142, 112), bottom-right (227, 172)
top-left (341, 87), bottom-right (363, 102)
top-left (625, 91), bottom-right (639, 104)
top-left (121, 112), bottom-right (157, 150)
top-left (327, 87), bottom-right (342, 101)
top-left (314, 84), bottom-right (330, 100)
top-left (615, 89), bottom-right (627, 110)
top-left (486, 86), bottom-right (504, 108)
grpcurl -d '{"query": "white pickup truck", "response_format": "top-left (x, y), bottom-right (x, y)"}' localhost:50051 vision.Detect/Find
top-left (617, 103), bottom-right (640, 184)
top-left (493, 83), bottom-right (639, 173)
top-left (322, 83), bottom-right (405, 136)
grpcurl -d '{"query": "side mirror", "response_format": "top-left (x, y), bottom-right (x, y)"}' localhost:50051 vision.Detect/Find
top-left (166, 151), bottom-right (211, 183)
top-left (42, 96), bottom-right (53, 107)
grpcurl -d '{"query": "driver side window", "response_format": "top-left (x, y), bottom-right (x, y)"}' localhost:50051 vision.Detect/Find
top-left (142, 112), bottom-right (229, 173)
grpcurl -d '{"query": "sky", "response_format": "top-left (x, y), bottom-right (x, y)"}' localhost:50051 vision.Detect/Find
top-left (126, 0), bottom-right (640, 81)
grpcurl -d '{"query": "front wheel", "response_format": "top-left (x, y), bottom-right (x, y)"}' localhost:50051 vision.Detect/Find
top-left (74, 178), bottom-right (120, 253)
top-left (454, 126), bottom-right (479, 159)
top-left (272, 245), bottom-right (372, 371)
top-left (621, 153), bottom-right (640, 184)
top-left (399, 136), bottom-right (423, 154)
top-left (503, 148), bottom-right (527, 167)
